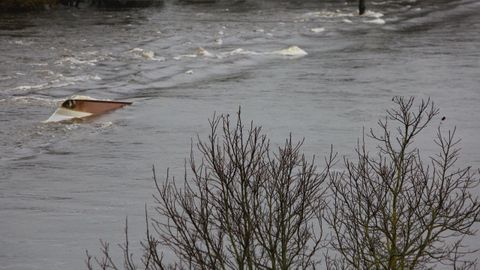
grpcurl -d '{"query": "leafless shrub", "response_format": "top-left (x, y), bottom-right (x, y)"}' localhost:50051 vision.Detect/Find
top-left (153, 110), bottom-right (332, 269)
top-left (86, 207), bottom-right (182, 270)
top-left (87, 98), bottom-right (480, 270)
top-left (87, 110), bottom-right (332, 269)
top-left (327, 97), bottom-right (480, 269)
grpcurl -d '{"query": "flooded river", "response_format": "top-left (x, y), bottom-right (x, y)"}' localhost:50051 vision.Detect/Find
top-left (1, 0), bottom-right (480, 269)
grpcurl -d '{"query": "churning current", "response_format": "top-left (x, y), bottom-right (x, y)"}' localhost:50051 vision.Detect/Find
top-left (1, 0), bottom-right (480, 269)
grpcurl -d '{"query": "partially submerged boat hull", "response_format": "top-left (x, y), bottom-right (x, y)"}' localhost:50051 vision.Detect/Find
top-left (44, 99), bottom-right (132, 123)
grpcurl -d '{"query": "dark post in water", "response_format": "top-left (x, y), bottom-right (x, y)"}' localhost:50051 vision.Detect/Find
top-left (359, 0), bottom-right (366, 15)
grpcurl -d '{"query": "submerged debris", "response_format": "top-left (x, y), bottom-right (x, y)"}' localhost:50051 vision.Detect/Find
top-left (44, 96), bottom-right (132, 123)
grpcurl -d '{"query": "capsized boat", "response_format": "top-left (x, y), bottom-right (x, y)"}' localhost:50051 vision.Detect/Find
top-left (44, 96), bottom-right (132, 123)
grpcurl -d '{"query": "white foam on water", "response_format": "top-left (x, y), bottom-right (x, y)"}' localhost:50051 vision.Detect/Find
top-left (311, 27), bottom-right (325, 33)
top-left (65, 74), bottom-right (102, 82)
top-left (343, 19), bottom-right (353, 24)
top-left (36, 69), bottom-right (57, 76)
top-left (195, 47), bottom-right (215, 57)
top-left (365, 18), bottom-right (386, 25)
top-left (10, 40), bottom-right (34, 46)
top-left (301, 10), bottom-right (354, 19)
top-left (55, 56), bottom-right (97, 66)
top-left (271, 46), bottom-right (308, 57)
top-left (50, 73), bottom-right (101, 85)
top-left (129, 48), bottom-right (164, 61)
top-left (70, 95), bottom-right (96, 100)
top-left (0, 75), bottom-right (12, 81)
top-left (174, 46), bottom-right (307, 60)
top-left (29, 63), bottom-right (49, 67)
top-left (81, 51), bottom-right (114, 61)
top-left (230, 46), bottom-right (306, 57)
top-left (10, 73), bottom-right (101, 93)
top-left (90, 75), bottom-right (102, 81)
top-left (142, 50), bottom-right (155, 59)
top-left (364, 10), bottom-right (384, 18)
top-left (129, 48), bottom-right (143, 53)
top-left (93, 121), bottom-right (114, 129)
top-left (174, 47), bottom-right (215, 60)
top-left (228, 48), bottom-right (246, 55)
top-left (371, 1), bottom-right (389, 5)
top-left (11, 83), bottom-right (49, 92)
top-left (7, 96), bottom-right (64, 106)
top-left (220, 48), bottom-right (260, 57)
top-left (173, 54), bottom-right (197, 60)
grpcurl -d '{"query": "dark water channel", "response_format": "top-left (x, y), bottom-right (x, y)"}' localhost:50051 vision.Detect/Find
top-left (1, 0), bottom-right (480, 269)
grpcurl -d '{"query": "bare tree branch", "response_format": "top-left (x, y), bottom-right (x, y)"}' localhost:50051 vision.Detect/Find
top-left (327, 97), bottom-right (480, 270)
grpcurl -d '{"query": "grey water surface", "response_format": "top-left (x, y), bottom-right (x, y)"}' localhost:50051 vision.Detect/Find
top-left (1, 0), bottom-right (480, 269)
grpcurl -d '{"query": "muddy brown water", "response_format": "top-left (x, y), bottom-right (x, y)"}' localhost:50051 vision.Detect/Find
top-left (1, 0), bottom-right (480, 268)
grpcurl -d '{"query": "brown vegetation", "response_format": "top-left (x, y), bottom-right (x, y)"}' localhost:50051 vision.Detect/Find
top-left (87, 110), bottom-right (332, 269)
top-left (87, 98), bottom-right (480, 270)
top-left (327, 97), bottom-right (480, 269)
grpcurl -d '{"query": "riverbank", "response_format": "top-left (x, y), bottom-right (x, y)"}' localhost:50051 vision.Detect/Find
top-left (0, 0), bottom-right (164, 12)
top-left (0, 0), bottom-right (58, 12)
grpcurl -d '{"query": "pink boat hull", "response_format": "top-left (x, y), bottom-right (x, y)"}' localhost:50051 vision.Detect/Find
top-left (61, 99), bottom-right (132, 114)
top-left (44, 99), bottom-right (132, 123)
